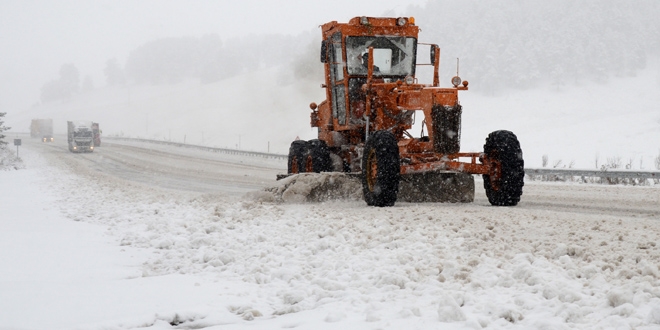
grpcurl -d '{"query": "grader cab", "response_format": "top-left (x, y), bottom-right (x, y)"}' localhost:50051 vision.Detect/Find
top-left (288, 16), bottom-right (524, 207)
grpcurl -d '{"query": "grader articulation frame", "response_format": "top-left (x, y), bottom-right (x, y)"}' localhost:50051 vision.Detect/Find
top-left (287, 16), bottom-right (524, 207)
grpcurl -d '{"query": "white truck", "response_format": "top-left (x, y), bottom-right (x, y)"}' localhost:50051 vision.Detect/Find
top-left (67, 121), bottom-right (95, 153)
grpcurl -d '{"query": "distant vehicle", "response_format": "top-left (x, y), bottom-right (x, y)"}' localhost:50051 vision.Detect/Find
top-left (67, 121), bottom-right (95, 153)
top-left (92, 122), bottom-right (101, 147)
top-left (30, 119), bottom-right (54, 142)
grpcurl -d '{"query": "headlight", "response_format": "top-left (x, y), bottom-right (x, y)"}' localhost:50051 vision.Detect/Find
top-left (360, 16), bottom-right (369, 25)
top-left (451, 76), bottom-right (462, 87)
top-left (404, 75), bottom-right (415, 84)
top-left (397, 17), bottom-right (407, 26)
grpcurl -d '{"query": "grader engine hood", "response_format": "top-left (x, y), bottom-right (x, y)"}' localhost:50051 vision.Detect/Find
top-left (364, 81), bottom-right (463, 152)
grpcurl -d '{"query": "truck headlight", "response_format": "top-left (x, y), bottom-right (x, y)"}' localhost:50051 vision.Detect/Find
top-left (397, 17), bottom-right (408, 26)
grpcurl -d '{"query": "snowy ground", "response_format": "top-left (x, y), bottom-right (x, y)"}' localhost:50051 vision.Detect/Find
top-left (2, 138), bottom-right (660, 329)
top-left (2, 57), bottom-right (660, 329)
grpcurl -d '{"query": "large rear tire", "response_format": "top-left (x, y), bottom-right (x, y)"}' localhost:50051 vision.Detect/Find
top-left (483, 130), bottom-right (524, 206)
top-left (306, 139), bottom-right (332, 173)
top-left (362, 130), bottom-right (400, 207)
top-left (288, 140), bottom-right (308, 174)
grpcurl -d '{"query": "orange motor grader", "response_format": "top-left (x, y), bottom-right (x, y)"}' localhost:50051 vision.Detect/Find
top-left (288, 16), bottom-right (524, 207)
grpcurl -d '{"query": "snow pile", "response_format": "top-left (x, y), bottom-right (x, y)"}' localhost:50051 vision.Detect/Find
top-left (0, 145), bottom-right (24, 170)
top-left (258, 171), bottom-right (475, 204)
top-left (257, 172), bottom-right (363, 203)
top-left (34, 148), bottom-right (660, 328)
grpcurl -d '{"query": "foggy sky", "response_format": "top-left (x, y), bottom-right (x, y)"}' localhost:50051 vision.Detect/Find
top-left (0, 0), bottom-right (426, 111)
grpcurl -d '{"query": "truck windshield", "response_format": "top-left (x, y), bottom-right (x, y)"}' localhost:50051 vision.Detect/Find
top-left (346, 36), bottom-right (416, 77)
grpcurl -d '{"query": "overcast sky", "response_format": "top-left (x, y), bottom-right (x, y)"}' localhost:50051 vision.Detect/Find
top-left (0, 0), bottom-right (427, 111)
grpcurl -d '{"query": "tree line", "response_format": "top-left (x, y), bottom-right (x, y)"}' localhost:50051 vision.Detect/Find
top-left (39, 0), bottom-right (660, 103)
top-left (410, 0), bottom-right (660, 94)
top-left (39, 33), bottom-right (304, 103)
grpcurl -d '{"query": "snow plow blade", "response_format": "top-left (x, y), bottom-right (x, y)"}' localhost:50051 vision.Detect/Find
top-left (398, 171), bottom-right (474, 203)
top-left (266, 173), bottom-right (363, 203)
top-left (267, 171), bottom-right (474, 204)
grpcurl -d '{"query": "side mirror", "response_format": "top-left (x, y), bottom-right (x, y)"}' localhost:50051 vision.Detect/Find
top-left (320, 40), bottom-right (327, 63)
top-left (430, 45), bottom-right (436, 65)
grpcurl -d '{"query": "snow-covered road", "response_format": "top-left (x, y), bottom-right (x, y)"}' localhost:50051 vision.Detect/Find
top-left (3, 137), bottom-right (660, 329)
top-left (30, 136), bottom-right (282, 194)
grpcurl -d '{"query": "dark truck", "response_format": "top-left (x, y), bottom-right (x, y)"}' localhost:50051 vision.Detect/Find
top-left (30, 119), bottom-right (54, 142)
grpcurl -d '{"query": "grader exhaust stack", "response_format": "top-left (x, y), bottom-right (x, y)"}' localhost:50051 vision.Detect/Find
top-left (285, 16), bottom-right (524, 207)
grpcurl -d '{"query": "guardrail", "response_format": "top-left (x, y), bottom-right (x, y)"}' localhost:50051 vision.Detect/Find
top-left (104, 137), bottom-right (660, 180)
top-left (105, 137), bottom-right (288, 161)
top-left (525, 168), bottom-right (660, 180)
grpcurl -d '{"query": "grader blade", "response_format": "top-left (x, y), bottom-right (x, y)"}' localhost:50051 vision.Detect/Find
top-left (398, 171), bottom-right (474, 203)
top-left (266, 173), bottom-right (362, 203)
top-left (268, 171), bottom-right (473, 204)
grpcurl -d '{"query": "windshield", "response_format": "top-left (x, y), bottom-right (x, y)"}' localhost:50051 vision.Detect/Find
top-left (346, 36), bottom-right (416, 76)
top-left (75, 130), bottom-right (93, 138)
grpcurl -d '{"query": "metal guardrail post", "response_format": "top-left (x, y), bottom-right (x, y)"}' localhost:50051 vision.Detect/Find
top-left (103, 138), bottom-right (660, 180)
top-left (525, 168), bottom-right (660, 180)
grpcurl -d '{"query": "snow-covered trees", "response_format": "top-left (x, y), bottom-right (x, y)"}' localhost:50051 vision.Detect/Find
top-left (125, 37), bottom-right (200, 84)
top-left (40, 63), bottom-right (81, 103)
top-left (59, 63), bottom-right (80, 94)
top-left (124, 34), bottom-right (299, 85)
top-left (81, 75), bottom-right (94, 93)
top-left (35, 1), bottom-right (660, 100)
top-left (410, 0), bottom-right (660, 93)
top-left (0, 112), bottom-right (9, 146)
top-left (0, 112), bottom-right (23, 170)
top-left (104, 58), bottom-right (125, 86)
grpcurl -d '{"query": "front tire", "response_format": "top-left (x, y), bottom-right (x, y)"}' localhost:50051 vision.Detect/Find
top-left (361, 130), bottom-right (400, 207)
top-left (306, 139), bottom-right (332, 172)
top-left (483, 130), bottom-right (524, 206)
top-left (288, 140), bottom-right (308, 174)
